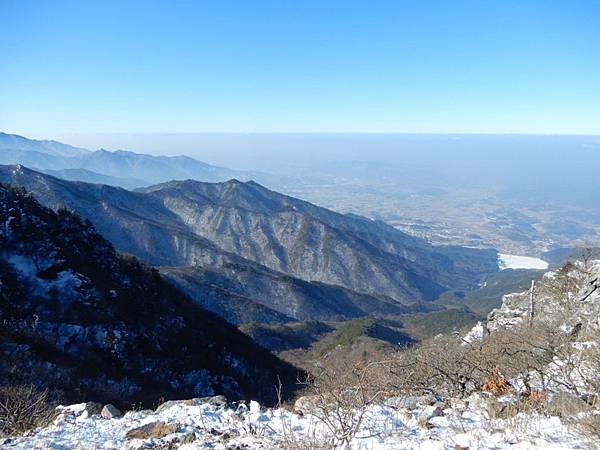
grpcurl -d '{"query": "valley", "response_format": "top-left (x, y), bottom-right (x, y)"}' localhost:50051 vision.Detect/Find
top-left (282, 177), bottom-right (600, 257)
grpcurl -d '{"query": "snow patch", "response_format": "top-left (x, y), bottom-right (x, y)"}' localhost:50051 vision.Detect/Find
top-left (498, 253), bottom-right (549, 270)
top-left (463, 321), bottom-right (484, 344)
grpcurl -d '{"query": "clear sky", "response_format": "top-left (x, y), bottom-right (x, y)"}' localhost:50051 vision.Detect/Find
top-left (1, 0), bottom-right (599, 135)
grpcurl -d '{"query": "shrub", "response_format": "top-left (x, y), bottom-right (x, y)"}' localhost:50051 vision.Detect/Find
top-left (0, 385), bottom-right (57, 436)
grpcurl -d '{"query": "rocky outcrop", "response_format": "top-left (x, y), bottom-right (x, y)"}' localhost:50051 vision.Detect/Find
top-left (485, 260), bottom-right (600, 335)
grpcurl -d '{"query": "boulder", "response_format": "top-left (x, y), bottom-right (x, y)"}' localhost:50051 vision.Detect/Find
top-left (155, 400), bottom-right (185, 414)
top-left (417, 405), bottom-right (443, 426)
top-left (465, 392), bottom-right (489, 411)
top-left (125, 421), bottom-right (180, 440)
top-left (101, 404), bottom-right (122, 419)
top-left (178, 432), bottom-right (196, 444)
top-left (83, 402), bottom-right (103, 416)
top-left (155, 395), bottom-right (228, 414)
top-left (198, 395), bottom-right (228, 409)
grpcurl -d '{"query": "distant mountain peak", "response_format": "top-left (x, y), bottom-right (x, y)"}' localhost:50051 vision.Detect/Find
top-left (0, 131), bottom-right (90, 157)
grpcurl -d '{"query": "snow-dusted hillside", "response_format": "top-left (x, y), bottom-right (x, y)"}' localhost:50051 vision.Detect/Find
top-left (2, 184), bottom-right (599, 449)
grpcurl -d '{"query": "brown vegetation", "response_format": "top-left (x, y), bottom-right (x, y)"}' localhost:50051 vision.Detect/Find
top-left (0, 385), bottom-right (57, 436)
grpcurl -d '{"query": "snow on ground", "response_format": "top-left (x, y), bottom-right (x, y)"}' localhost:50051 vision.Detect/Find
top-left (3, 396), bottom-right (593, 450)
top-left (498, 253), bottom-right (549, 270)
top-left (463, 321), bottom-right (484, 344)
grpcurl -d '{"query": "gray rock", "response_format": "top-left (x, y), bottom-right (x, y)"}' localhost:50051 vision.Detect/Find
top-left (485, 262), bottom-right (600, 337)
top-left (179, 432), bottom-right (196, 444)
top-left (125, 421), bottom-right (180, 440)
top-left (101, 404), bottom-right (122, 419)
top-left (155, 400), bottom-right (185, 414)
top-left (83, 402), bottom-right (103, 416)
top-left (196, 395), bottom-right (228, 409)
top-left (417, 405), bottom-right (443, 426)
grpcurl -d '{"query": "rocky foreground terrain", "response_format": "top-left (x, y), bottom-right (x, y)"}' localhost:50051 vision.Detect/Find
top-left (4, 259), bottom-right (600, 449)
top-left (2, 392), bottom-right (593, 450)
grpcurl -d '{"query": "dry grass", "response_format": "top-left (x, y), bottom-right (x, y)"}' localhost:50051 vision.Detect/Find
top-left (577, 414), bottom-right (600, 444)
top-left (0, 385), bottom-right (57, 436)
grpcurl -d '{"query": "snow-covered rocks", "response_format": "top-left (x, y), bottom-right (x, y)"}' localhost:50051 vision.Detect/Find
top-left (3, 395), bottom-right (595, 449)
top-left (155, 396), bottom-right (228, 414)
top-left (101, 404), bottom-right (122, 419)
top-left (417, 405), bottom-right (444, 426)
top-left (475, 260), bottom-right (600, 336)
top-left (465, 392), bottom-right (490, 411)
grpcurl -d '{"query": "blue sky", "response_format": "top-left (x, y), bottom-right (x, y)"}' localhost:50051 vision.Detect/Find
top-left (1, 0), bottom-right (599, 135)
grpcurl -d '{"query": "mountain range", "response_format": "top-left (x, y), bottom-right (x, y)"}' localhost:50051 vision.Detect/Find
top-left (0, 132), bottom-right (280, 188)
top-left (0, 164), bottom-right (499, 320)
top-left (0, 131), bottom-right (519, 413)
top-left (0, 132), bottom-right (502, 328)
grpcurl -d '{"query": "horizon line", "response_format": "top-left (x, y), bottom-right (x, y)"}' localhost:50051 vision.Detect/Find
top-left (10, 131), bottom-right (600, 138)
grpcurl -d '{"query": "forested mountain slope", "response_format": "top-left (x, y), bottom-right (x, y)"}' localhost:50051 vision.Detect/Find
top-left (0, 165), bottom-right (498, 307)
top-left (0, 183), bottom-right (297, 408)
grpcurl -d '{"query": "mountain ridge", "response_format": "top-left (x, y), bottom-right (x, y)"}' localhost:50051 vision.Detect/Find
top-left (0, 164), bottom-right (499, 310)
top-left (0, 132), bottom-right (282, 188)
top-left (0, 165), bottom-right (429, 323)
top-left (0, 132), bottom-right (90, 157)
